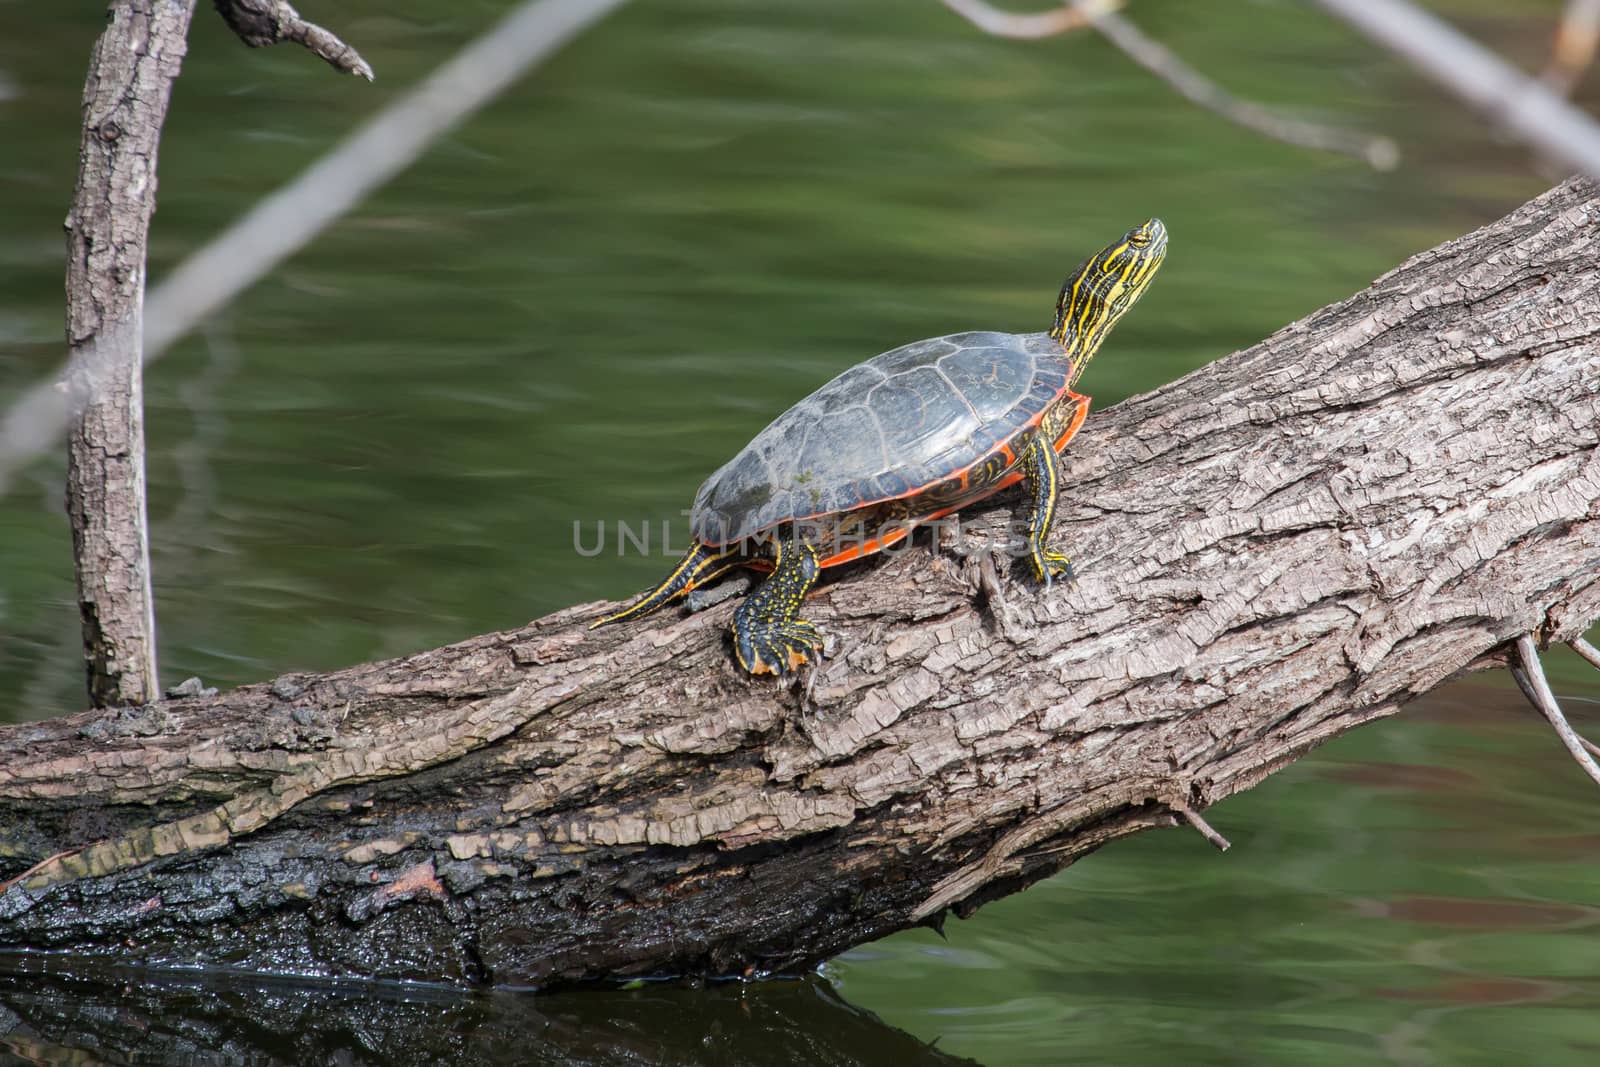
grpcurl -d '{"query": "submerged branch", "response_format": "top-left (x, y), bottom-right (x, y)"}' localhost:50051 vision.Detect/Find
top-left (1080, 3), bottom-right (1399, 169)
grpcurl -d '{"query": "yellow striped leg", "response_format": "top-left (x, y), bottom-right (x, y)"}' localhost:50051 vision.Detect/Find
top-left (733, 538), bottom-right (823, 676)
top-left (590, 542), bottom-right (741, 629)
top-left (1021, 434), bottom-right (1073, 588)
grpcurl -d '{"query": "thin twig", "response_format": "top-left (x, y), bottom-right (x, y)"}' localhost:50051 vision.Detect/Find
top-left (1543, 0), bottom-right (1600, 96)
top-left (212, 0), bottom-right (375, 80)
top-left (978, 550), bottom-right (1019, 642)
top-left (1171, 801), bottom-right (1231, 852)
top-left (0, 849), bottom-right (80, 896)
top-left (1509, 661), bottom-right (1600, 760)
top-left (1509, 660), bottom-right (1541, 709)
top-left (1570, 637), bottom-right (1600, 760)
top-left (1514, 634), bottom-right (1600, 791)
top-left (940, 0), bottom-right (1121, 39)
top-left (1084, 4), bottom-right (1399, 170)
top-left (941, 0), bottom-right (1398, 169)
top-left (1315, 0), bottom-right (1600, 180)
top-left (0, 0), bottom-right (632, 500)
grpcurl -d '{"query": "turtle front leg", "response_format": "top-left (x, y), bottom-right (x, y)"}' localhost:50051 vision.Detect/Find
top-left (733, 537), bottom-right (823, 676)
top-left (1020, 433), bottom-right (1073, 588)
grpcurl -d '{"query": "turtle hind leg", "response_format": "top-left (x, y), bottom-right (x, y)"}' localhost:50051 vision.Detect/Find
top-left (1021, 433), bottom-right (1073, 589)
top-left (590, 542), bottom-right (739, 629)
top-left (733, 538), bottom-right (824, 676)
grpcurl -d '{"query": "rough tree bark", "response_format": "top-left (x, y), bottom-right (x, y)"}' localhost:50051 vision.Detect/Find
top-left (5, 179), bottom-right (1597, 989)
top-left (61, 2), bottom-right (371, 709)
top-left (63, 1), bottom-right (198, 708)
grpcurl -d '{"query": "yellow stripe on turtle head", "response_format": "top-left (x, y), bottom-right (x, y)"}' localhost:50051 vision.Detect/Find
top-left (1051, 218), bottom-right (1168, 385)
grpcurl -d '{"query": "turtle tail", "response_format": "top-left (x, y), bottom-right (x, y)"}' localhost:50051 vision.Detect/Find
top-left (590, 542), bottom-right (740, 629)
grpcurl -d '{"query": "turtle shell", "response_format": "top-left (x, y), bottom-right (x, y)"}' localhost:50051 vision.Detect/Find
top-left (690, 330), bottom-right (1084, 559)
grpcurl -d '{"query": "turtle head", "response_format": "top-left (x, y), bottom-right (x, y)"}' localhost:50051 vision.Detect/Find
top-left (1051, 218), bottom-right (1167, 380)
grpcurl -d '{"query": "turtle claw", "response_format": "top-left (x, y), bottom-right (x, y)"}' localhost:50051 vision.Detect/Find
top-left (736, 619), bottom-right (825, 677)
top-left (1030, 550), bottom-right (1075, 590)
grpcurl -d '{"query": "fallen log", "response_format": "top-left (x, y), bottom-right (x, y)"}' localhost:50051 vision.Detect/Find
top-left (2, 178), bottom-right (1598, 989)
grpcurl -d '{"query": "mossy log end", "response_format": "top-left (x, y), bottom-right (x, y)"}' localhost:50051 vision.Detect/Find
top-left (3, 179), bottom-right (1598, 989)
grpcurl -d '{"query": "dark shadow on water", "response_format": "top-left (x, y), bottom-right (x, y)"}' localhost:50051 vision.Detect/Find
top-left (0, 959), bottom-right (982, 1067)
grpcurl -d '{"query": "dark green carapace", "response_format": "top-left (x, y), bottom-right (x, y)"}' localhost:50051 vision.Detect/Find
top-left (594, 220), bottom-right (1169, 675)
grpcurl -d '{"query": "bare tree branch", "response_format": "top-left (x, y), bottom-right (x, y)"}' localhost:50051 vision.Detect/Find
top-left (62, 1), bottom-right (201, 707)
top-left (1513, 635), bottom-right (1600, 790)
top-left (0, 0), bottom-right (632, 500)
top-left (1082, 3), bottom-right (1399, 169)
top-left (1173, 802), bottom-right (1231, 852)
top-left (941, 0), bottom-right (1399, 169)
top-left (939, 0), bottom-right (1120, 39)
top-left (1508, 651), bottom-right (1600, 762)
top-left (211, 0), bottom-right (374, 80)
top-left (1316, 0), bottom-right (1600, 179)
top-left (1543, 0), bottom-right (1600, 96)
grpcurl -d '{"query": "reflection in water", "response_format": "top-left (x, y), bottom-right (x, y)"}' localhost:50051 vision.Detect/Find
top-left (0, 962), bottom-right (979, 1067)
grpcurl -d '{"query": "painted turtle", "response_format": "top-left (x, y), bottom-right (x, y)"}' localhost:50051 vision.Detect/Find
top-left (594, 219), bottom-right (1168, 674)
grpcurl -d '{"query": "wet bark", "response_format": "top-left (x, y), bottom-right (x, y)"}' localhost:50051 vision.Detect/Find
top-left (63, 1), bottom-right (198, 707)
top-left (5, 178), bottom-right (1598, 989)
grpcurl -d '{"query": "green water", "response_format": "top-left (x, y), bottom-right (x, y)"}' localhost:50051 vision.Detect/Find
top-left (3, 1), bottom-right (1599, 1063)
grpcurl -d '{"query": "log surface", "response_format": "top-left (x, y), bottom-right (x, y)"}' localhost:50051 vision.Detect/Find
top-left (3, 178), bottom-right (1598, 988)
